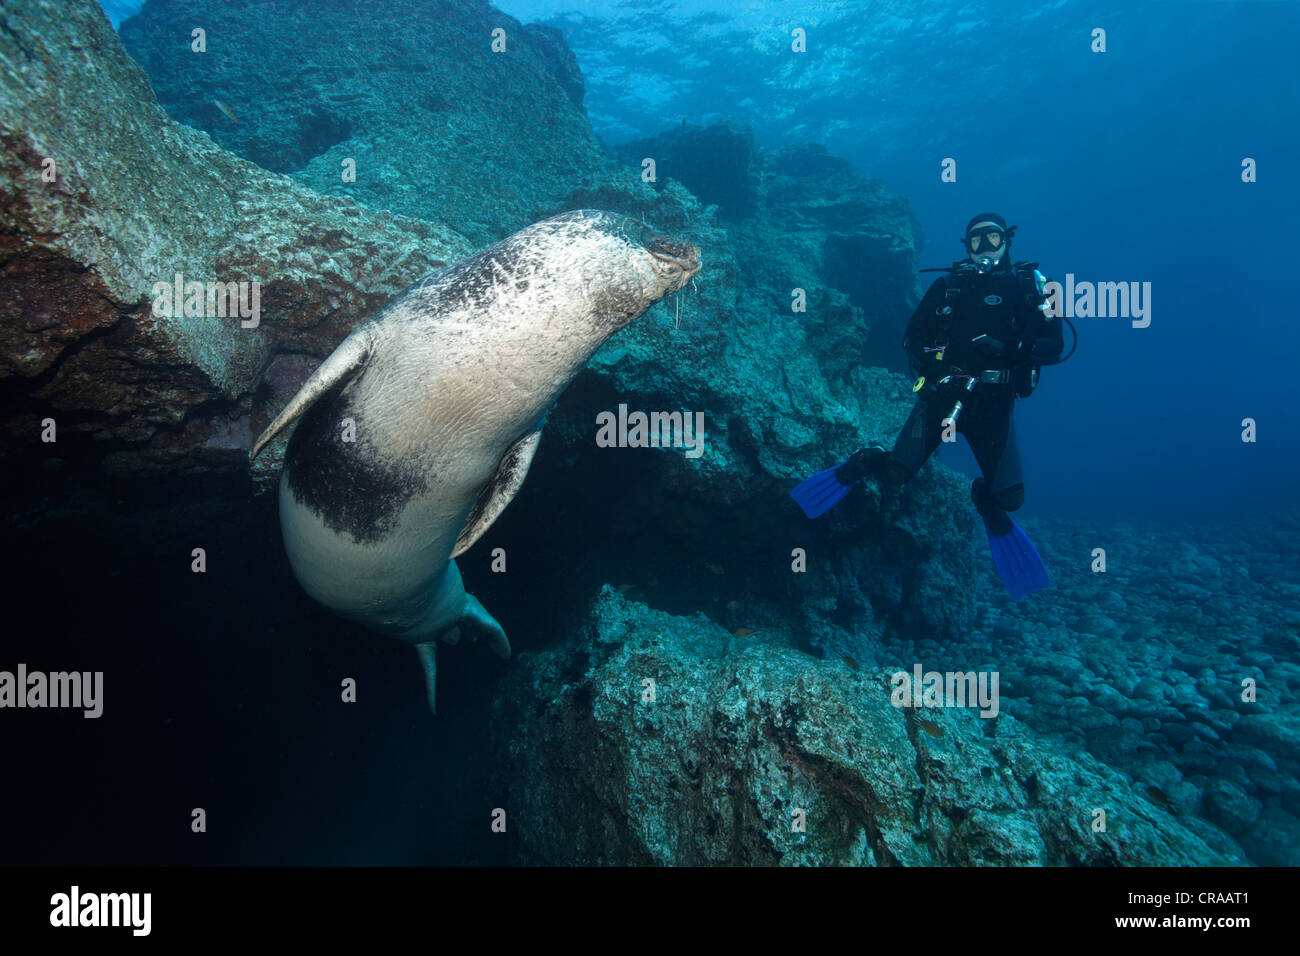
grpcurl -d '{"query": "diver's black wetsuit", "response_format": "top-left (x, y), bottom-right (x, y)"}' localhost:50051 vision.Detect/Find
top-left (865, 257), bottom-right (1064, 515)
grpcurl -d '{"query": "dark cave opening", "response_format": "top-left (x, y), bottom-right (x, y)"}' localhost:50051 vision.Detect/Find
top-left (821, 232), bottom-right (917, 372)
top-left (0, 370), bottom-right (881, 866)
top-left (295, 111), bottom-right (354, 168)
top-left (462, 370), bottom-right (807, 652)
top-left (240, 110), bottom-right (355, 174)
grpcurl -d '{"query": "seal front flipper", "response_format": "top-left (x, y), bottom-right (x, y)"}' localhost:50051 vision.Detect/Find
top-left (249, 327), bottom-right (375, 461)
top-left (450, 429), bottom-right (543, 558)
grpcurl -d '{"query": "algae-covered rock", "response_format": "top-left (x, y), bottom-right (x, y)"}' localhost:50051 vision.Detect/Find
top-left (0, 0), bottom-right (471, 482)
top-left (4, 0), bottom-right (969, 649)
top-left (119, 0), bottom-right (608, 246)
top-left (489, 587), bottom-right (1240, 866)
top-left (534, 166), bottom-right (974, 648)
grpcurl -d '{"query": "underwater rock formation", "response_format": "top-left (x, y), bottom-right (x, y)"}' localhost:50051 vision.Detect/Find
top-left (0, 0), bottom-right (471, 483)
top-left (5, 0), bottom-right (956, 644)
top-left (535, 167), bottom-right (969, 647)
top-left (118, 0), bottom-right (607, 246)
top-left (925, 514), bottom-right (1300, 866)
top-left (614, 125), bottom-right (922, 369)
top-left (6, 0), bottom-right (978, 691)
top-left (614, 122), bottom-right (761, 220)
top-left (6, 0), bottom-right (1289, 870)
top-left (489, 587), bottom-right (1239, 865)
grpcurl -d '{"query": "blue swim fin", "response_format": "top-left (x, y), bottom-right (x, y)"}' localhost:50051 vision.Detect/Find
top-left (791, 462), bottom-right (854, 518)
top-left (983, 514), bottom-right (1050, 599)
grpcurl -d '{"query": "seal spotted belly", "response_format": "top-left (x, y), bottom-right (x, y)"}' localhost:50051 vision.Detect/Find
top-left (250, 210), bottom-right (701, 712)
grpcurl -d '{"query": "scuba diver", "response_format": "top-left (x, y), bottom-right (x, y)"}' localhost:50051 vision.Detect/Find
top-left (791, 212), bottom-right (1076, 599)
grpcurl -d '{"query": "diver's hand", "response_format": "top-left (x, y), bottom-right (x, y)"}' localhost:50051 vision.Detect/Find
top-left (971, 334), bottom-right (1013, 358)
top-left (926, 376), bottom-right (970, 401)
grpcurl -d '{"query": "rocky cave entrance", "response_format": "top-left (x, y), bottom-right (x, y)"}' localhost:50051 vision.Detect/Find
top-left (243, 110), bottom-right (355, 174)
top-left (821, 232), bottom-right (916, 372)
top-left (464, 370), bottom-right (816, 657)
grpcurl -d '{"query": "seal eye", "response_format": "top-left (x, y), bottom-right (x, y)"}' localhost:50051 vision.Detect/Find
top-left (631, 220), bottom-right (698, 275)
top-left (645, 235), bottom-right (691, 264)
top-left (634, 221), bottom-right (676, 256)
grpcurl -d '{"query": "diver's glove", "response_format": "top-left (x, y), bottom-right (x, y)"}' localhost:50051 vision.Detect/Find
top-left (834, 445), bottom-right (885, 484)
top-left (971, 334), bottom-right (1014, 359)
top-left (925, 375), bottom-right (971, 402)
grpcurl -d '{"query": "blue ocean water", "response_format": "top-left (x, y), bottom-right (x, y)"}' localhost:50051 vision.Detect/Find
top-left (97, 1), bottom-right (1300, 520)
top-left (1, 0), bottom-right (1291, 872)
top-left (489, 0), bottom-right (1300, 523)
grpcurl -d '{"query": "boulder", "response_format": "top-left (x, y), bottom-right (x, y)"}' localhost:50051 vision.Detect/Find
top-left (0, 0), bottom-right (470, 484)
top-left (119, 0), bottom-right (607, 246)
top-left (488, 587), bottom-right (1239, 865)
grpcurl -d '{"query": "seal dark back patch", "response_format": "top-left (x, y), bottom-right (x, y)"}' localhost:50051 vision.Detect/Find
top-left (284, 389), bottom-right (428, 545)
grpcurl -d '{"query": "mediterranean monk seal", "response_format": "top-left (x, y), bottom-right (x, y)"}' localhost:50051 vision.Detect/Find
top-left (250, 209), bottom-right (701, 712)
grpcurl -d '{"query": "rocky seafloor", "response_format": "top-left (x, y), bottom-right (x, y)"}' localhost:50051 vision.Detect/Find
top-left (489, 587), bottom-right (1241, 865)
top-left (1, 0), bottom-right (1295, 865)
top-left (954, 515), bottom-right (1300, 865)
top-left (477, 469), bottom-right (1299, 865)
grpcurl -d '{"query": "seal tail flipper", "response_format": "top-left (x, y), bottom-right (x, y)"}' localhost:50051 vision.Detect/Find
top-left (414, 597), bottom-right (511, 717)
top-left (460, 594), bottom-right (512, 660)
top-left (791, 463), bottom-right (854, 518)
top-left (415, 641), bottom-right (439, 715)
top-left (983, 516), bottom-right (1051, 599)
